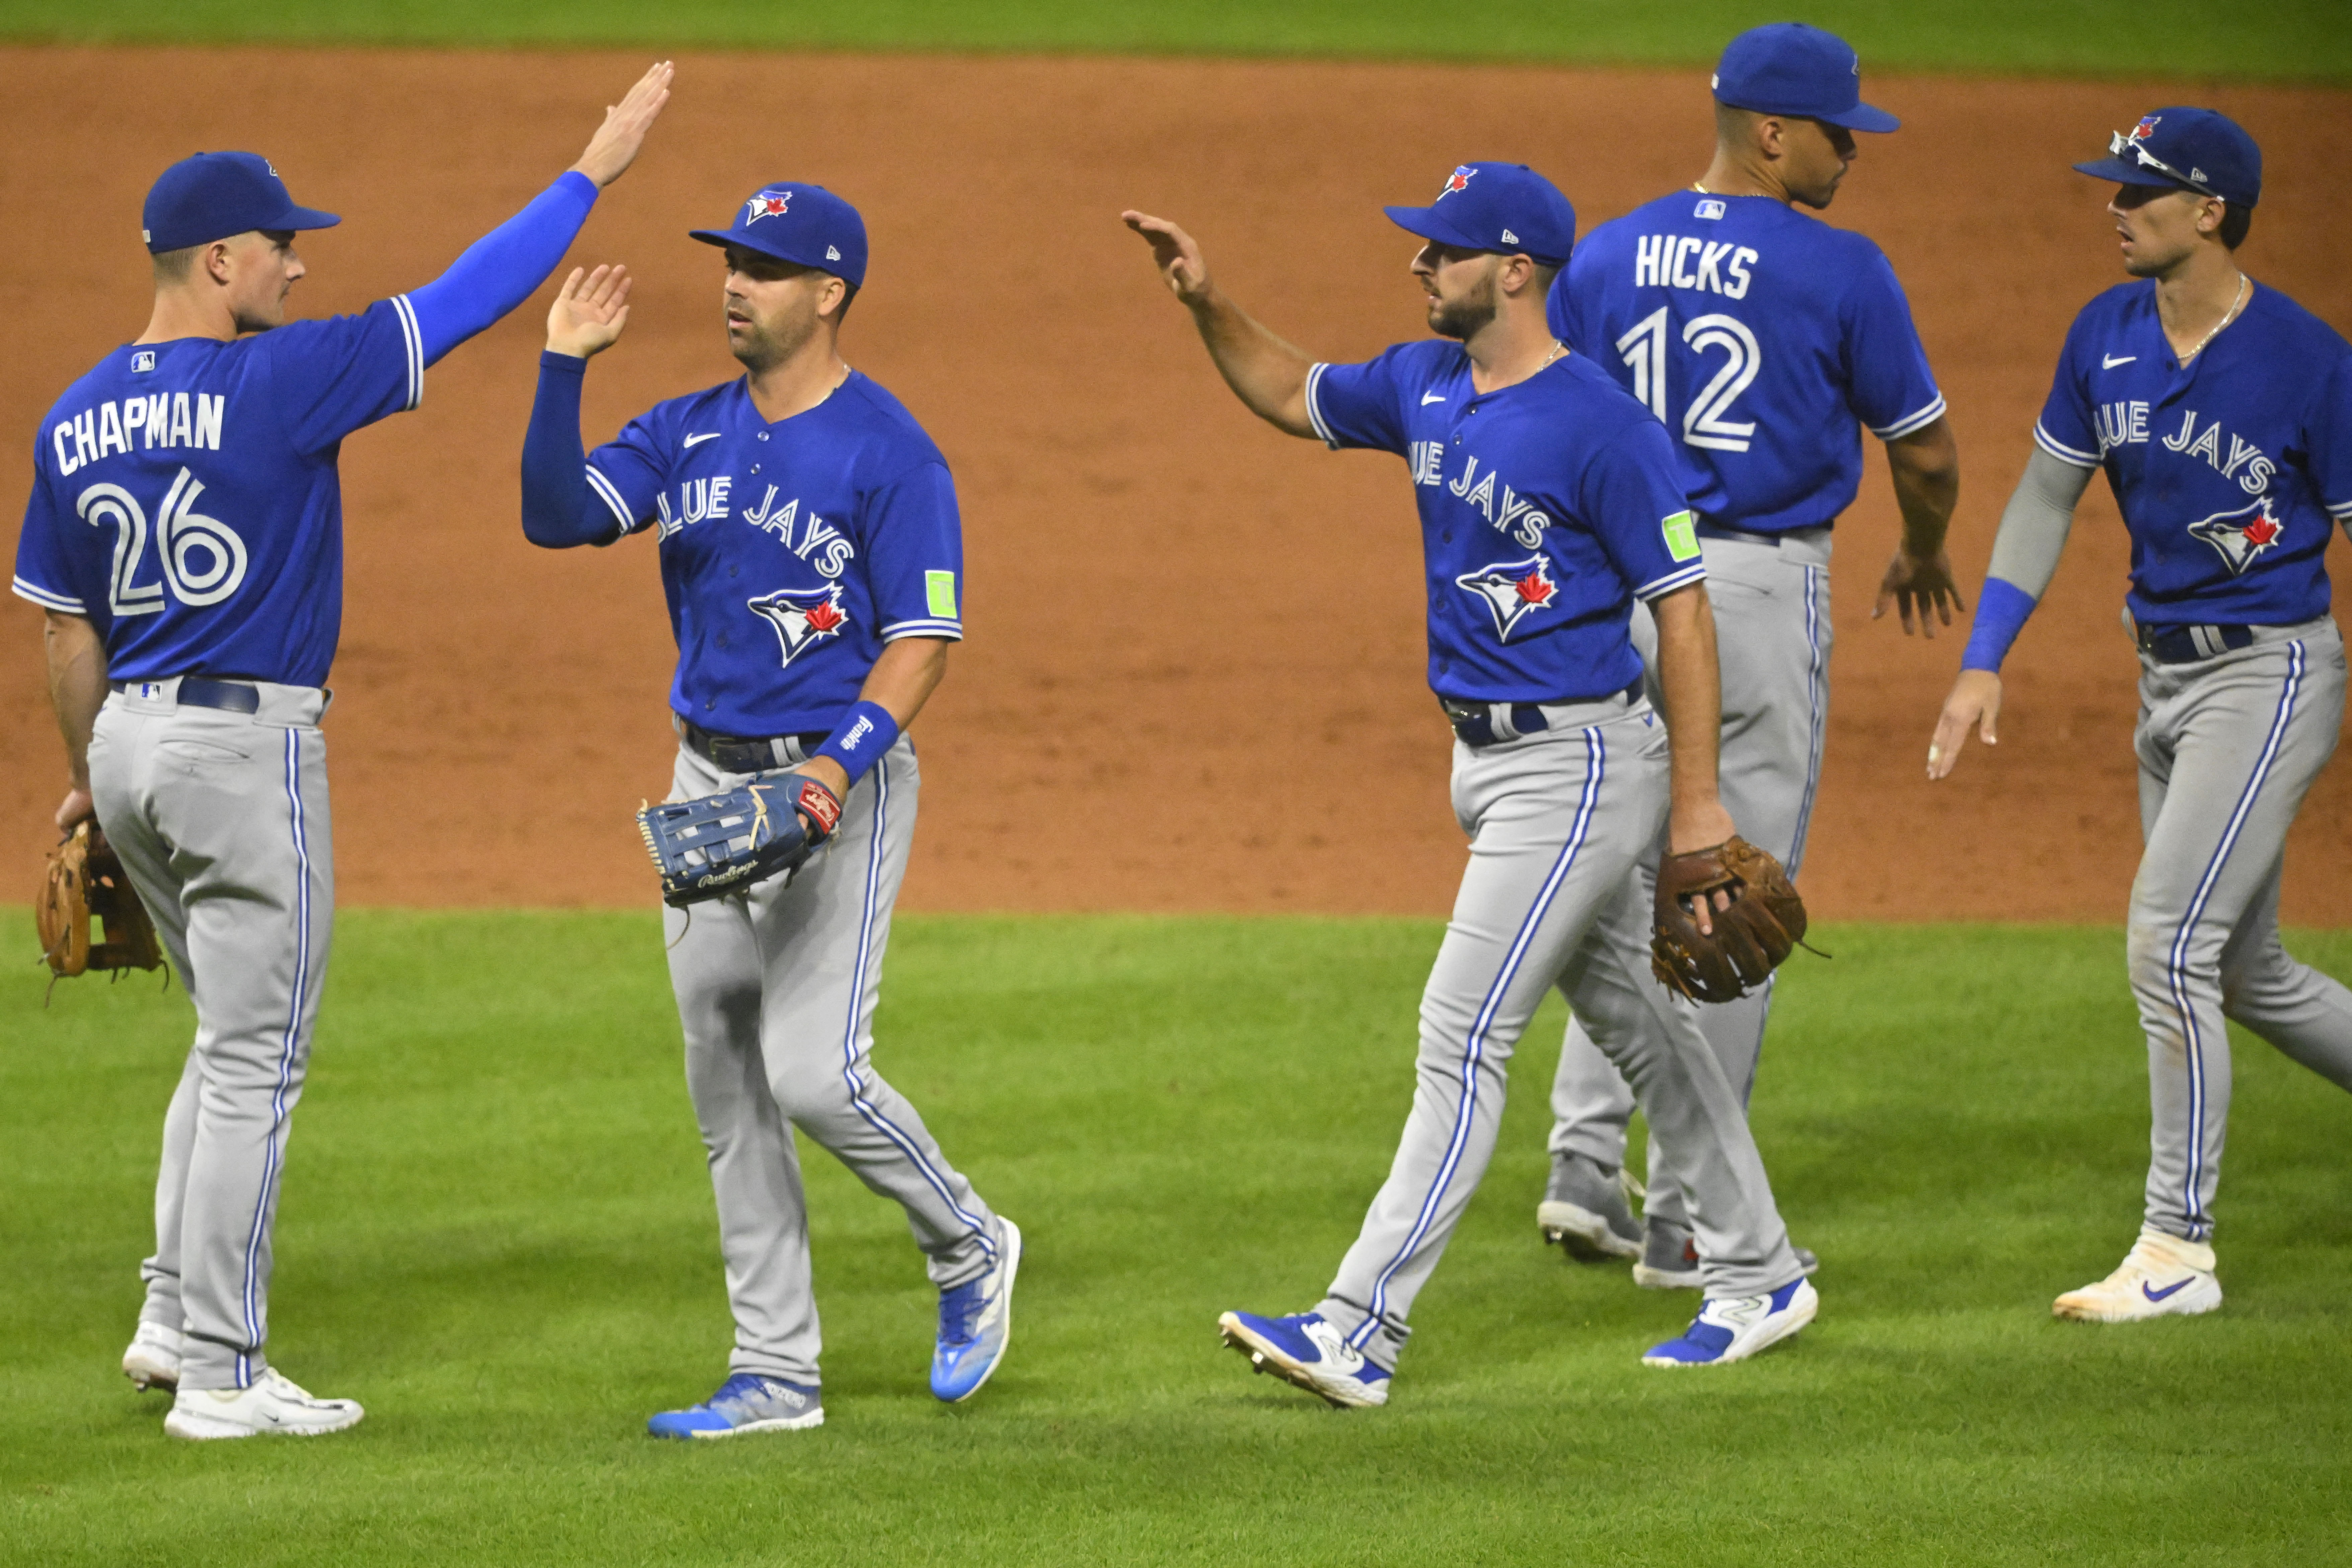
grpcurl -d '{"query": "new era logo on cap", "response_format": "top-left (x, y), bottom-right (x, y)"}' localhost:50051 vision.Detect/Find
top-left (1501, 228), bottom-right (1518, 244)
top-left (826, 245), bottom-right (840, 260)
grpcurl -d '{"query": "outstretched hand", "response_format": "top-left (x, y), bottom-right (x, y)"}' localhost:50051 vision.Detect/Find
top-left (547, 265), bottom-right (632, 358)
top-left (1874, 546), bottom-right (1966, 637)
top-left (570, 61), bottom-right (674, 188)
top-left (1927, 668), bottom-right (2002, 780)
top-left (1121, 211), bottom-right (1215, 306)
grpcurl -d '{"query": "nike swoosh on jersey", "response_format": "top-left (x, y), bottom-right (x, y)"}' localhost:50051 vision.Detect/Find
top-left (683, 432), bottom-right (722, 447)
top-left (1421, 392), bottom-right (1447, 405)
top-left (2102, 355), bottom-right (2137, 369)
top-left (2141, 1277), bottom-right (2193, 1302)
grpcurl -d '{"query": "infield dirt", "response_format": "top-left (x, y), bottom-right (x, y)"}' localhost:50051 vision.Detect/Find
top-left (4, 48), bottom-right (2349, 920)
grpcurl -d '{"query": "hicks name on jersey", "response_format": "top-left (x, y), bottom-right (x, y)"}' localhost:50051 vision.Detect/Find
top-left (52, 393), bottom-right (227, 476)
top-left (1629, 233), bottom-right (1758, 299)
top-left (2089, 401), bottom-right (2278, 494)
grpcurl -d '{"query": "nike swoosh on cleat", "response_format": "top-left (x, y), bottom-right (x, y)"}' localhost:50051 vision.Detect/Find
top-left (1421, 392), bottom-right (1447, 404)
top-left (2102, 355), bottom-right (2137, 369)
top-left (2142, 1277), bottom-right (2194, 1302)
top-left (684, 432), bottom-right (722, 447)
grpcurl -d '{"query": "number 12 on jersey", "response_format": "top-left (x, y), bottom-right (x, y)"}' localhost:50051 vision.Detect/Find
top-left (1616, 306), bottom-right (1762, 454)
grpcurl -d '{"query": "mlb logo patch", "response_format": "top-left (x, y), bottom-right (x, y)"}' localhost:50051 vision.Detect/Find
top-left (132, 351), bottom-right (156, 373)
top-left (1694, 199), bottom-right (1726, 221)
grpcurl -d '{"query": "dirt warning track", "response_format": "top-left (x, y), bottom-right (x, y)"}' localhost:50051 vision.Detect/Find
top-left (3, 48), bottom-right (2349, 921)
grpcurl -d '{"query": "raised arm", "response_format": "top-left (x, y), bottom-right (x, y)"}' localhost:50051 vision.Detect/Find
top-left (1926, 446), bottom-right (2098, 778)
top-left (1872, 414), bottom-right (1964, 635)
top-left (1122, 211), bottom-right (1317, 439)
top-left (405, 61), bottom-right (672, 364)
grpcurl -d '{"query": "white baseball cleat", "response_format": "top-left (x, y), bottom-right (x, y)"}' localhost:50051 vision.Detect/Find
top-left (2053, 1230), bottom-right (2222, 1323)
top-left (163, 1369), bottom-right (365, 1440)
top-left (122, 1321), bottom-right (184, 1392)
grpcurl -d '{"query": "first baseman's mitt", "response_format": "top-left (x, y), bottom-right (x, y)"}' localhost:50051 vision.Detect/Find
top-left (38, 822), bottom-right (164, 980)
top-left (636, 773), bottom-right (843, 908)
top-left (1649, 836), bottom-right (1810, 1004)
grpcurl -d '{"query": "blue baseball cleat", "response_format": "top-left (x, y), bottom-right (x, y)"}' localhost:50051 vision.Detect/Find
top-left (1217, 1310), bottom-right (1392, 1408)
top-left (931, 1217), bottom-right (1022, 1403)
top-left (646, 1373), bottom-right (824, 1439)
top-left (1642, 1276), bottom-right (1819, 1367)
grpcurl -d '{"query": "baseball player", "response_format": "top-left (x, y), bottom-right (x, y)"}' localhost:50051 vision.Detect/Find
top-left (1124, 162), bottom-right (1818, 1405)
top-left (1929, 109), bottom-right (2352, 1321)
top-left (11, 63), bottom-right (674, 1439)
top-left (517, 183), bottom-right (1018, 1437)
top-left (1537, 22), bottom-right (1960, 1284)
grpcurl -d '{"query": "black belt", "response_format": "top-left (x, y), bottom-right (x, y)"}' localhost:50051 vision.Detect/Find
top-left (681, 718), bottom-right (831, 773)
top-left (1441, 682), bottom-right (1642, 749)
top-left (112, 677), bottom-right (260, 714)
top-left (1695, 523), bottom-right (1793, 548)
top-left (2136, 622), bottom-right (2255, 664)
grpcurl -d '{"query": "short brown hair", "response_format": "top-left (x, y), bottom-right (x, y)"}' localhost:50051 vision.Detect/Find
top-left (2218, 202), bottom-right (2253, 250)
top-left (151, 245), bottom-right (198, 284)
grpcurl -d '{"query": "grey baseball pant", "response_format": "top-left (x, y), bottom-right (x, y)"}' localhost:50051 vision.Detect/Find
top-left (89, 679), bottom-right (335, 1393)
top-left (2130, 618), bottom-right (2352, 1243)
top-left (1316, 698), bottom-right (1802, 1370)
top-left (664, 735), bottom-right (1000, 1388)
top-left (1546, 530), bottom-right (1830, 1230)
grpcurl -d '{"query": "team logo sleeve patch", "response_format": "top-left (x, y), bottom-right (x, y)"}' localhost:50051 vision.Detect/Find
top-left (925, 570), bottom-right (958, 619)
top-left (1661, 509), bottom-right (1701, 563)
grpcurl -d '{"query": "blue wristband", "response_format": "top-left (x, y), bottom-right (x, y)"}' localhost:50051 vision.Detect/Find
top-left (1960, 576), bottom-right (2039, 674)
top-left (813, 701), bottom-right (901, 786)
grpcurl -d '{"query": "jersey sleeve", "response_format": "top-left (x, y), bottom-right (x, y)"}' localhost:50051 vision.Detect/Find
top-left (261, 299), bottom-right (428, 456)
top-left (2032, 311), bottom-right (2103, 468)
top-left (1579, 416), bottom-right (1707, 602)
top-left (10, 450), bottom-right (94, 617)
top-left (583, 407), bottom-right (676, 538)
top-left (1302, 346), bottom-right (1411, 456)
top-left (864, 460), bottom-right (965, 642)
top-left (2306, 350), bottom-right (2352, 530)
top-left (1840, 249), bottom-right (1945, 440)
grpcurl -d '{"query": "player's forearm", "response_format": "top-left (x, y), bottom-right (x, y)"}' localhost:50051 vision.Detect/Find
top-left (1648, 584), bottom-right (1731, 838)
top-left (864, 637), bottom-right (950, 729)
top-left (407, 174), bottom-right (601, 365)
top-left (43, 611), bottom-right (106, 792)
top-left (1885, 416), bottom-right (1960, 557)
top-left (520, 352), bottom-right (622, 548)
top-left (1959, 447), bottom-right (2096, 672)
top-left (1186, 290), bottom-right (1316, 438)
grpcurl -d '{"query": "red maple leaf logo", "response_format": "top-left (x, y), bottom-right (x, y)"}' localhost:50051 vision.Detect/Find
top-left (2242, 514), bottom-right (2281, 548)
top-left (1514, 570), bottom-right (1556, 606)
top-left (804, 600), bottom-right (844, 633)
top-left (747, 192), bottom-right (792, 222)
top-left (1443, 167), bottom-right (1474, 195)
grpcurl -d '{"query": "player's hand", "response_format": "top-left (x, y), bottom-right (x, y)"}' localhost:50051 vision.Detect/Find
top-left (1667, 800), bottom-right (1739, 935)
top-left (1121, 211), bottom-right (1215, 307)
top-left (547, 266), bottom-right (632, 358)
top-left (569, 61), bottom-right (674, 188)
top-left (1873, 546), bottom-right (1966, 637)
top-left (55, 787), bottom-right (93, 833)
top-left (1927, 668), bottom-right (2002, 780)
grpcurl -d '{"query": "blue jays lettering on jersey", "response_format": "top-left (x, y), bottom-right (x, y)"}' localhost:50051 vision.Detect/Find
top-left (580, 373), bottom-right (963, 735)
top-left (1549, 191), bottom-right (1943, 534)
top-left (12, 303), bottom-right (424, 685)
top-left (1304, 340), bottom-right (1702, 704)
top-left (2034, 282), bottom-right (2352, 627)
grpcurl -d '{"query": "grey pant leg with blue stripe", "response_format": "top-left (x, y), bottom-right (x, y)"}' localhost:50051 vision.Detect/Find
top-left (2130, 619), bottom-right (2352, 1244)
top-left (88, 683), bottom-right (335, 1393)
top-left (1546, 532), bottom-right (1831, 1233)
top-left (664, 737), bottom-right (999, 1387)
top-left (1316, 705), bottom-right (1800, 1369)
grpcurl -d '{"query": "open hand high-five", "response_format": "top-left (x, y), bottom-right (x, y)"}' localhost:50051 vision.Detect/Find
top-left (569, 61), bottom-right (675, 188)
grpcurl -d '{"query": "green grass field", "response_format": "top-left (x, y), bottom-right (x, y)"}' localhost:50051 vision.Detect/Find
top-left (0, 0), bottom-right (2343, 80)
top-left (5, 912), bottom-right (2350, 1565)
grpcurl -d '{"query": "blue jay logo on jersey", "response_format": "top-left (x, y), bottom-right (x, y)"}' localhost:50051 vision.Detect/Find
top-left (748, 584), bottom-right (848, 667)
top-left (1454, 557), bottom-right (1559, 640)
top-left (2186, 496), bottom-right (2286, 577)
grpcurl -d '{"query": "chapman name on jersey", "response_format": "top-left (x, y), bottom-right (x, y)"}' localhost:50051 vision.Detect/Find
top-left (48, 385), bottom-right (227, 474)
top-left (1550, 191), bottom-right (1943, 534)
top-left (2034, 280), bottom-right (2352, 626)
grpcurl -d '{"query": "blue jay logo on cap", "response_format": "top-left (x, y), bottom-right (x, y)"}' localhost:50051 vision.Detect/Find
top-left (745, 189), bottom-right (793, 224)
top-left (1438, 166), bottom-right (1476, 199)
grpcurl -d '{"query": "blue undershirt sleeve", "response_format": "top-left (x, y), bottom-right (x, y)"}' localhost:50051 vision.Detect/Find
top-left (520, 352), bottom-right (620, 549)
top-left (408, 171), bottom-right (599, 366)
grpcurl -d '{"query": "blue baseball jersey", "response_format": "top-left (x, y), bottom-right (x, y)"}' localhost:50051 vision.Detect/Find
top-left (1549, 191), bottom-right (1944, 534)
top-left (2033, 281), bottom-right (2352, 627)
top-left (11, 301), bottom-right (426, 685)
top-left (1304, 340), bottom-right (1703, 704)
top-left (583, 373), bottom-right (964, 736)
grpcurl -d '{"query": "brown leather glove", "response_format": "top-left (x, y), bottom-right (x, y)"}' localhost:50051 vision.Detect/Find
top-left (38, 822), bottom-right (165, 980)
top-left (1650, 835), bottom-right (1808, 1004)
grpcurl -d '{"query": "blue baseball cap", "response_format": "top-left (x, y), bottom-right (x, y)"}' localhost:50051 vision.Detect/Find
top-left (142, 152), bottom-right (340, 253)
top-left (689, 183), bottom-right (868, 288)
top-left (2072, 108), bottom-right (2261, 208)
top-left (1383, 163), bottom-right (1576, 267)
top-left (1711, 23), bottom-right (1899, 134)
